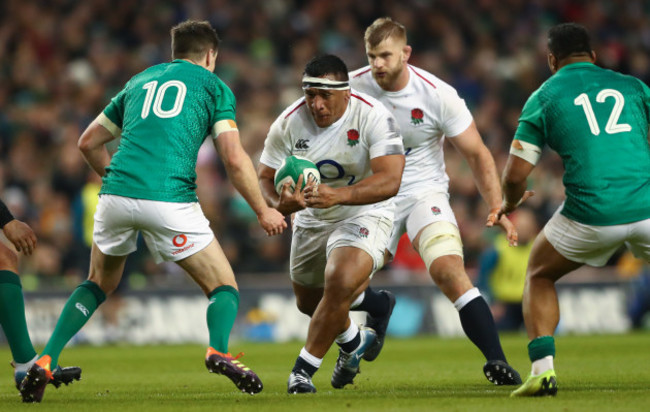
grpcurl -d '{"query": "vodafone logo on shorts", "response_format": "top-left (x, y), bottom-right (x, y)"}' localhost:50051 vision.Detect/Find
top-left (171, 234), bottom-right (195, 255)
top-left (172, 234), bottom-right (188, 247)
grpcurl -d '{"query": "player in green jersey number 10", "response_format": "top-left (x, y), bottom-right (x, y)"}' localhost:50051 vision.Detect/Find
top-left (499, 23), bottom-right (650, 397)
top-left (19, 20), bottom-right (286, 403)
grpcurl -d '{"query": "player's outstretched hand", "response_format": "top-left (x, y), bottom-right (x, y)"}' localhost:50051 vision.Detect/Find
top-left (2, 219), bottom-right (37, 255)
top-left (304, 180), bottom-right (337, 209)
top-left (489, 190), bottom-right (536, 221)
top-left (257, 207), bottom-right (287, 236)
top-left (486, 212), bottom-right (519, 246)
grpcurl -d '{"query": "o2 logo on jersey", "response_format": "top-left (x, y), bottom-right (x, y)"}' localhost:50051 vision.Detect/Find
top-left (172, 234), bottom-right (188, 247)
top-left (316, 159), bottom-right (357, 186)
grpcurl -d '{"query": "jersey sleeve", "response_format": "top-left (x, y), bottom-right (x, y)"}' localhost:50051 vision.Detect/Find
top-left (438, 86), bottom-right (474, 138)
top-left (513, 89), bottom-right (546, 148)
top-left (259, 116), bottom-right (291, 169)
top-left (365, 105), bottom-right (404, 159)
top-left (213, 83), bottom-right (237, 123)
top-left (636, 78), bottom-right (650, 124)
top-left (102, 86), bottom-right (128, 132)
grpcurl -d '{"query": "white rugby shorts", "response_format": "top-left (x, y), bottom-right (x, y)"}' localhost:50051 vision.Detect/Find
top-left (290, 213), bottom-right (393, 287)
top-left (93, 194), bottom-right (214, 263)
top-left (387, 190), bottom-right (460, 256)
top-left (544, 206), bottom-right (650, 266)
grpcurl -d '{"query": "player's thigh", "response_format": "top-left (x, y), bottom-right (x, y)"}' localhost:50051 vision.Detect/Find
top-left (290, 224), bottom-right (330, 288)
top-left (625, 217), bottom-right (650, 262)
top-left (526, 230), bottom-right (582, 282)
top-left (543, 208), bottom-right (626, 267)
top-left (405, 191), bottom-right (458, 242)
top-left (325, 214), bottom-right (392, 290)
top-left (93, 195), bottom-right (140, 257)
top-left (176, 239), bottom-right (236, 294)
top-left (0, 242), bottom-right (18, 272)
top-left (137, 200), bottom-right (215, 264)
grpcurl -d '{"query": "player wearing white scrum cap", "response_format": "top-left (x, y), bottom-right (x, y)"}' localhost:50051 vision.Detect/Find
top-left (258, 54), bottom-right (404, 393)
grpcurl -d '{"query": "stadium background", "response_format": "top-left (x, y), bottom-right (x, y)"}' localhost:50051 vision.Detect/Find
top-left (0, 0), bottom-right (649, 344)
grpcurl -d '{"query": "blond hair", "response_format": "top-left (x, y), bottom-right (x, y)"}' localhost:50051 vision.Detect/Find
top-left (364, 17), bottom-right (407, 48)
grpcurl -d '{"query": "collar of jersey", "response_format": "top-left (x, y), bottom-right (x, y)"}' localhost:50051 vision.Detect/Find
top-left (558, 62), bottom-right (595, 72)
top-left (171, 59), bottom-right (195, 66)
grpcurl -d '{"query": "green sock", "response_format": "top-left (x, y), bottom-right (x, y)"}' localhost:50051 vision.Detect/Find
top-left (0, 270), bottom-right (37, 363)
top-left (42, 280), bottom-right (106, 368)
top-left (528, 335), bottom-right (556, 362)
top-left (207, 286), bottom-right (239, 353)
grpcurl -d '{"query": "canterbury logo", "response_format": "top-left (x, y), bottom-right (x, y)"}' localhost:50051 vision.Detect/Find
top-left (75, 302), bottom-right (89, 317)
top-left (294, 139), bottom-right (310, 149)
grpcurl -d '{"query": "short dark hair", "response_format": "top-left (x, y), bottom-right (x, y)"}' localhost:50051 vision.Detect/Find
top-left (171, 20), bottom-right (220, 60)
top-left (303, 54), bottom-right (349, 81)
top-left (548, 23), bottom-right (592, 61)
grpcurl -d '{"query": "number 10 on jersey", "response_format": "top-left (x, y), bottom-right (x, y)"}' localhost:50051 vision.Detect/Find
top-left (141, 80), bottom-right (187, 119)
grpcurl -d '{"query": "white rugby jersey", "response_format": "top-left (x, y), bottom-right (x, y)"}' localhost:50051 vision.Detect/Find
top-left (349, 65), bottom-right (473, 197)
top-left (260, 90), bottom-right (404, 227)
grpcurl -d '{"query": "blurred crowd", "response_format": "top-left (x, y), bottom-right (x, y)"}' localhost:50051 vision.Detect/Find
top-left (1, 0), bottom-right (649, 290)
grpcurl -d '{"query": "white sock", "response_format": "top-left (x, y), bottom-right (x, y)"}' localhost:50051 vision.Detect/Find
top-left (13, 355), bottom-right (38, 373)
top-left (350, 292), bottom-right (365, 309)
top-left (531, 355), bottom-right (554, 376)
top-left (299, 347), bottom-right (322, 369)
top-left (453, 287), bottom-right (482, 311)
top-left (335, 320), bottom-right (359, 344)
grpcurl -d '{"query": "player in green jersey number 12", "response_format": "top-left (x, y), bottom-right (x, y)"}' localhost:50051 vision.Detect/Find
top-left (499, 23), bottom-right (650, 397)
top-left (19, 20), bottom-right (286, 403)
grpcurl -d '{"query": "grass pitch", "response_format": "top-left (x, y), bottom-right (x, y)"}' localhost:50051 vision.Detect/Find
top-left (1, 332), bottom-right (649, 411)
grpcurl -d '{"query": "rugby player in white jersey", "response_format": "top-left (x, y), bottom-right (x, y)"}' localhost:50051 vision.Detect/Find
top-left (349, 17), bottom-right (522, 385)
top-left (258, 54), bottom-right (405, 393)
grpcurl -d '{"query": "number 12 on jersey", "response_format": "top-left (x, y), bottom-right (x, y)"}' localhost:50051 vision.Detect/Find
top-left (574, 88), bottom-right (632, 135)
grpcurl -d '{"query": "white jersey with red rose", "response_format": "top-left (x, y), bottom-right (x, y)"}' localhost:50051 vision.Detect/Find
top-left (260, 89), bottom-right (404, 228)
top-left (349, 65), bottom-right (473, 198)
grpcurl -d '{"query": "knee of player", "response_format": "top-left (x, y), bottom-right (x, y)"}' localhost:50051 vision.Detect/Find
top-left (417, 222), bottom-right (464, 269)
top-left (0, 244), bottom-right (18, 271)
top-left (295, 296), bottom-right (318, 316)
top-left (322, 273), bottom-right (359, 302)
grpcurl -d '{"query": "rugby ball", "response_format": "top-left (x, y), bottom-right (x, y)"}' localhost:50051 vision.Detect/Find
top-left (274, 155), bottom-right (320, 194)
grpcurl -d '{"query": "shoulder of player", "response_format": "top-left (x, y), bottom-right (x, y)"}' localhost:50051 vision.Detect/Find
top-left (407, 65), bottom-right (462, 101)
top-left (350, 90), bottom-right (392, 117)
top-left (275, 97), bottom-right (308, 133)
top-left (349, 66), bottom-right (373, 82)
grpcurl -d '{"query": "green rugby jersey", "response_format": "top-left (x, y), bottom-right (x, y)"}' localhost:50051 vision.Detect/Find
top-left (515, 62), bottom-right (650, 225)
top-left (99, 60), bottom-right (236, 202)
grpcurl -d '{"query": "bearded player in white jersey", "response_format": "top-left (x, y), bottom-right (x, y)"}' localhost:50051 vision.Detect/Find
top-left (349, 17), bottom-right (522, 385)
top-left (258, 54), bottom-right (404, 393)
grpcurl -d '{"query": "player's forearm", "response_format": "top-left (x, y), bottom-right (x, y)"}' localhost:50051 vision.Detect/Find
top-left (502, 177), bottom-right (528, 209)
top-left (337, 172), bottom-right (401, 205)
top-left (467, 148), bottom-right (503, 209)
top-left (80, 146), bottom-right (110, 177)
top-left (259, 178), bottom-right (281, 210)
top-left (224, 156), bottom-right (270, 216)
